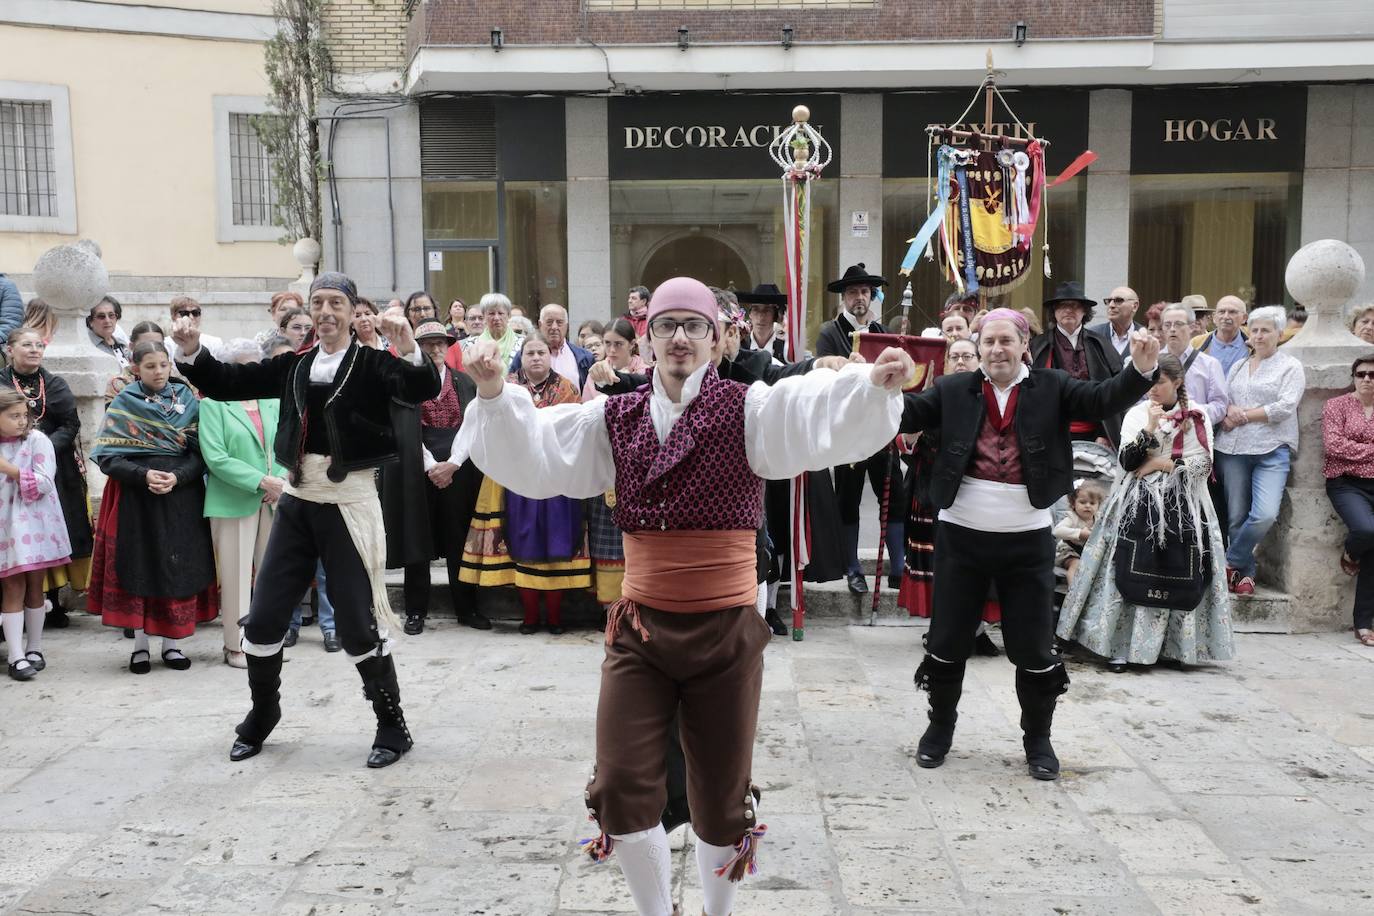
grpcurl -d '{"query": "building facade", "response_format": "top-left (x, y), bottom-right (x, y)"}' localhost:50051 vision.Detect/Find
top-left (0, 0), bottom-right (297, 337)
top-left (318, 0), bottom-right (1373, 336)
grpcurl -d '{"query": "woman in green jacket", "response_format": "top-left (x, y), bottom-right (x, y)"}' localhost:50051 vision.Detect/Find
top-left (200, 338), bottom-right (286, 668)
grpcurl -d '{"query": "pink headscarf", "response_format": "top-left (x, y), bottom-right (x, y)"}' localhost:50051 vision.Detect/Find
top-left (981, 307), bottom-right (1031, 338)
top-left (649, 277), bottom-right (720, 340)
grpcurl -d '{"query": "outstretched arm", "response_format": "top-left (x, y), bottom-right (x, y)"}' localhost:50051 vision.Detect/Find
top-left (175, 348), bottom-right (295, 402)
top-left (1062, 330), bottom-right (1160, 421)
top-left (744, 350), bottom-right (909, 480)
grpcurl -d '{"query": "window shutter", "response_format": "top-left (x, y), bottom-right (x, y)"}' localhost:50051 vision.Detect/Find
top-left (421, 100), bottom-right (498, 180)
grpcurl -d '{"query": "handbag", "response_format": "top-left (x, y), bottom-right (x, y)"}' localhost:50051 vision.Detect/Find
top-left (1113, 490), bottom-right (1211, 611)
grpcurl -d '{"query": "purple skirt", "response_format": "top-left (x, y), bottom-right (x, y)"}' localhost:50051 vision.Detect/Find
top-left (504, 494), bottom-right (584, 563)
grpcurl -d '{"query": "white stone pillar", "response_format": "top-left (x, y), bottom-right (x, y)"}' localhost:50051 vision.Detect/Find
top-left (566, 98), bottom-right (613, 325)
top-left (838, 94), bottom-right (883, 319)
top-left (1083, 89), bottom-right (1131, 298)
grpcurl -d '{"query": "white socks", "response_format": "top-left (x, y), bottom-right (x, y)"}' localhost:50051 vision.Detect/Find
top-left (161, 637), bottom-right (181, 657)
top-left (766, 581), bottom-right (781, 611)
top-left (2, 612), bottom-right (23, 664)
top-left (132, 629), bottom-right (150, 654)
top-left (697, 839), bottom-right (742, 916)
top-left (610, 826), bottom-right (674, 916)
top-left (23, 605), bottom-right (44, 655)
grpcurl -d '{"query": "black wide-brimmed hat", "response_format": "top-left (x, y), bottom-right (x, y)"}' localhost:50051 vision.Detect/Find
top-left (827, 263), bottom-right (887, 294)
top-left (737, 283), bottom-right (788, 312)
top-left (1042, 280), bottom-right (1096, 323)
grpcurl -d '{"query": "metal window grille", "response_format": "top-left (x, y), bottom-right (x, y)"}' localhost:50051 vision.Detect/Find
top-left (229, 112), bottom-right (279, 227)
top-left (0, 100), bottom-right (57, 218)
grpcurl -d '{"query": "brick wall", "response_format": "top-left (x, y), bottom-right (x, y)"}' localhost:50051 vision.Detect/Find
top-left (412, 0), bottom-right (1154, 47)
top-left (323, 0), bottom-right (410, 73)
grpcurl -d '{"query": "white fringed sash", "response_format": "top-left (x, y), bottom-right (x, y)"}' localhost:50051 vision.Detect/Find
top-left (285, 454), bottom-right (401, 636)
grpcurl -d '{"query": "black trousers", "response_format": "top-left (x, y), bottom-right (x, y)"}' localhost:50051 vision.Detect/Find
top-left (833, 450), bottom-right (905, 526)
top-left (1327, 476), bottom-right (1374, 630)
top-left (927, 521), bottom-right (1059, 670)
top-left (403, 557), bottom-right (474, 619)
top-left (243, 494), bottom-right (387, 658)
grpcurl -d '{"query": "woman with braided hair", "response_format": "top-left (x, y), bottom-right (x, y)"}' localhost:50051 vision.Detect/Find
top-left (1057, 354), bottom-right (1234, 672)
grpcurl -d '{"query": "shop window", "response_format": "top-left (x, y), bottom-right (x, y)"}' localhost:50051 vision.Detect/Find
top-left (881, 177), bottom-right (1086, 332)
top-left (609, 178), bottom-right (839, 348)
top-left (504, 182), bottom-right (568, 314)
top-left (1128, 173), bottom-right (1302, 310)
top-left (423, 181), bottom-right (499, 241)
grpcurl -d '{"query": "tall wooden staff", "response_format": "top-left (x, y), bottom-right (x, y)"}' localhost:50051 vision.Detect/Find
top-left (769, 105), bottom-right (831, 641)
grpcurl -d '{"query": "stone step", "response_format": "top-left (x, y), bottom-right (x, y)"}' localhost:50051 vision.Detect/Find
top-left (1229, 586), bottom-right (1293, 634)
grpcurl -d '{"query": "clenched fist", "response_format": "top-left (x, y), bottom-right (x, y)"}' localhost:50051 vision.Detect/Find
top-left (868, 346), bottom-right (916, 392)
top-left (587, 358), bottom-right (619, 388)
top-left (1129, 328), bottom-right (1161, 375)
top-left (379, 312), bottom-right (415, 356)
top-left (170, 316), bottom-right (200, 359)
top-left (468, 339), bottom-right (507, 399)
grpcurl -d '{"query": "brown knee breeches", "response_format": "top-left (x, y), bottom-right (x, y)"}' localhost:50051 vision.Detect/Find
top-left (585, 604), bottom-right (771, 847)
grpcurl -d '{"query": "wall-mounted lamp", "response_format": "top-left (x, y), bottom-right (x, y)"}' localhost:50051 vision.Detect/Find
top-left (678, 27), bottom-right (690, 51)
top-left (781, 25), bottom-right (794, 50)
top-left (491, 28), bottom-right (504, 52)
top-left (1013, 21), bottom-right (1027, 47)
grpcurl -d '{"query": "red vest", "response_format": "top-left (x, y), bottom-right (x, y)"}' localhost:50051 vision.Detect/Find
top-left (969, 382), bottom-right (1024, 484)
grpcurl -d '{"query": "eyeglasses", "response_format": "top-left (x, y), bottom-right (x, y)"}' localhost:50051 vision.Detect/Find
top-left (1160, 320), bottom-right (1190, 330)
top-left (92, 311), bottom-right (117, 321)
top-left (1355, 371), bottom-right (1374, 380)
top-left (407, 305), bottom-right (435, 314)
top-left (949, 353), bottom-right (979, 363)
top-left (176, 309), bottom-right (202, 318)
top-left (648, 317), bottom-right (712, 340)
top-left (1102, 297), bottom-right (1138, 306)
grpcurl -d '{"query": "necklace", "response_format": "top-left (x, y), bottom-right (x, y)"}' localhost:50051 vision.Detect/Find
top-left (9, 370), bottom-right (45, 421)
top-left (141, 383), bottom-right (185, 418)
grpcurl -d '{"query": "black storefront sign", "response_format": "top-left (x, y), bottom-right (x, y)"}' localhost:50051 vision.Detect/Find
top-left (1130, 86), bottom-right (1307, 174)
top-left (883, 89), bottom-right (1091, 177)
top-left (608, 94), bottom-right (842, 180)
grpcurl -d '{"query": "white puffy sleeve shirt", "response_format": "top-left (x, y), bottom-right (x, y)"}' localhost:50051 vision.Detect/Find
top-left (453, 362), bottom-right (904, 500)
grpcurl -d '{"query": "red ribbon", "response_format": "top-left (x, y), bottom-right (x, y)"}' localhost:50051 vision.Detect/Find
top-left (1047, 150), bottom-right (1098, 189)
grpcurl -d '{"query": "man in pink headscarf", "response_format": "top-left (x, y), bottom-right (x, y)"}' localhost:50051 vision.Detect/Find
top-left (460, 276), bottom-right (914, 916)
top-left (899, 308), bottom-right (1160, 782)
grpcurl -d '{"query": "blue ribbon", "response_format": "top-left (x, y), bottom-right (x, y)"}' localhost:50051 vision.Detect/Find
top-left (955, 164), bottom-right (979, 294)
top-left (900, 146), bottom-right (956, 275)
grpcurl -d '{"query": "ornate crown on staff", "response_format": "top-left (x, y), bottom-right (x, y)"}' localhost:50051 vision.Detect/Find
top-left (768, 105), bottom-right (832, 363)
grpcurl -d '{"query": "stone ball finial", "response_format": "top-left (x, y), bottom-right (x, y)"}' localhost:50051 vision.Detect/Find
top-left (1286, 239), bottom-right (1365, 314)
top-left (73, 238), bottom-right (102, 260)
top-left (32, 244), bottom-right (109, 316)
top-left (293, 237), bottom-right (322, 269)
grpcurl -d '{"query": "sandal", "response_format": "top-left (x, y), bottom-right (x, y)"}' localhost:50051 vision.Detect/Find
top-left (161, 648), bottom-right (192, 671)
top-left (1342, 551), bottom-right (1361, 576)
top-left (1356, 629), bottom-right (1374, 647)
top-left (129, 650), bottom-right (152, 675)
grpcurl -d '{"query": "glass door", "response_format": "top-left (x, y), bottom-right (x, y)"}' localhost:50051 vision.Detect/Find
top-left (426, 244), bottom-right (497, 310)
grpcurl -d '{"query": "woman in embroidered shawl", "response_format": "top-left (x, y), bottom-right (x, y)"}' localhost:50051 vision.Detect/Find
top-left (89, 341), bottom-right (219, 674)
top-left (460, 332), bottom-right (591, 633)
top-left (1057, 355), bottom-right (1233, 672)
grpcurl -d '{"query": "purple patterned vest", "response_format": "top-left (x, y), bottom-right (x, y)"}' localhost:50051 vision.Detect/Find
top-left (603, 365), bottom-right (764, 533)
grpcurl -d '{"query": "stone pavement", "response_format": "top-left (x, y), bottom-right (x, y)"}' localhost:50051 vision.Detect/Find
top-left (4, 613), bottom-right (1374, 915)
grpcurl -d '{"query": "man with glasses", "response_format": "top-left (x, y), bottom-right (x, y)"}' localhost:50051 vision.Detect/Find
top-left (1160, 303), bottom-right (1228, 426)
top-left (1088, 286), bottom-right (1143, 357)
top-left (461, 275), bottom-right (912, 916)
top-left (166, 295), bottom-right (224, 364)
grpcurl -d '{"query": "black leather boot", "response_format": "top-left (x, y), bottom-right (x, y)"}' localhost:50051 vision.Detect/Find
top-left (913, 656), bottom-right (965, 768)
top-left (1016, 665), bottom-right (1070, 781)
top-left (764, 606), bottom-right (789, 636)
top-left (231, 650), bottom-right (283, 761)
top-left (357, 654), bottom-right (413, 768)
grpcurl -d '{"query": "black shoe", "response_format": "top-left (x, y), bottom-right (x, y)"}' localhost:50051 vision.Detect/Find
top-left (322, 630), bottom-right (342, 652)
top-left (7, 659), bottom-right (37, 681)
top-left (128, 650), bottom-right (151, 674)
top-left (1107, 658), bottom-right (1128, 673)
top-left (283, 628), bottom-right (299, 648)
top-left (913, 656), bottom-right (965, 770)
top-left (846, 572), bottom-right (869, 595)
top-left (161, 649), bottom-right (192, 671)
top-left (45, 609), bottom-right (69, 629)
top-left (403, 615), bottom-right (424, 636)
top-left (123, 627), bottom-right (135, 639)
top-left (24, 651), bottom-right (46, 672)
top-left (547, 625), bottom-right (565, 635)
top-left (887, 575), bottom-right (902, 590)
top-left (518, 623), bottom-right (538, 635)
top-left (367, 746), bottom-right (404, 768)
top-left (229, 738), bottom-right (263, 762)
top-left (974, 631), bottom-right (1001, 657)
top-left (458, 610), bottom-right (492, 630)
top-left (1016, 666), bottom-right (1069, 782)
top-left (764, 607), bottom-right (788, 637)
top-left (1024, 735), bottom-right (1061, 781)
